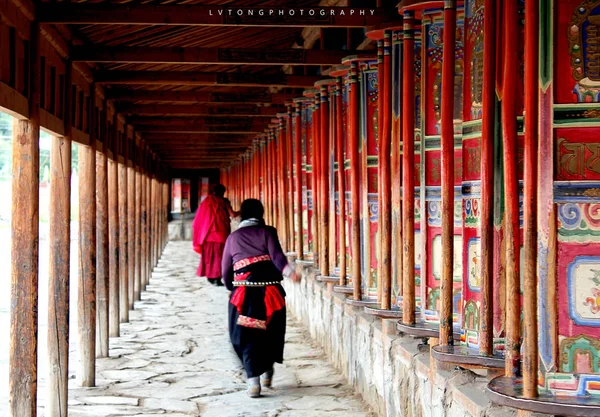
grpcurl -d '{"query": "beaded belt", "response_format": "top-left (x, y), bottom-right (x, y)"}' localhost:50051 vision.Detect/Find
top-left (233, 254), bottom-right (271, 272)
top-left (232, 280), bottom-right (280, 287)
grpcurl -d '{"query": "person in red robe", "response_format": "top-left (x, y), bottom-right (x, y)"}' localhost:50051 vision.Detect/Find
top-left (192, 184), bottom-right (238, 286)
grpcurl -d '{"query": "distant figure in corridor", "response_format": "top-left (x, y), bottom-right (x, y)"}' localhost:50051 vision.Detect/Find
top-left (192, 184), bottom-right (238, 286)
top-left (221, 199), bottom-right (299, 398)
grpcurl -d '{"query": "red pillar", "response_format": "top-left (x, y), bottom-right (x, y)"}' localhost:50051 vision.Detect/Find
top-left (402, 11), bottom-right (416, 325)
top-left (440, 1), bottom-right (457, 346)
top-left (380, 31), bottom-right (393, 309)
top-left (502, 0), bottom-right (521, 378)
top-left (349, 61), bottom-right (362, 301)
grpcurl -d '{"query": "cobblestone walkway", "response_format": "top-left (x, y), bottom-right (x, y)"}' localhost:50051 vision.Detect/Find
top-left (66, 241), bottom-right (373, 417)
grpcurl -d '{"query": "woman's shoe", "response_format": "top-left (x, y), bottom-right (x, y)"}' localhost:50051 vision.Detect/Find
top-left (260, 369), bottom-right (274, 388)
top-left (247, 377), bottom-right (261, 398)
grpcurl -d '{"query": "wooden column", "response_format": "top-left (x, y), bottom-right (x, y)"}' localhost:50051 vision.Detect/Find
top-left (47, 122), bottom-right (72, 417)
top-left (127, 162), bottom-right (135, 309)
top-left (440, 2), bottom-right (457, 346)
top-left (377, 39), bottom-right (385, 302)
top-left (349, 61), bottom-right (362, 300)
top-left (96, 144), bottom-right (109, 358)
top-left (391, 31), bottom-right (404, 301)
top-left (146, 167), bottom-right (152, 281)
top-left (336, 77), bottom-right (347, 286)
top-left (156, 177), bottom-right (160, 263)
top-left (134, 166), bottom-right (142, 301)
top-left (140, 152), bottom-right (148, 291)
top-left (502, 0), bottom-right (521, 378)
top-left (402, 11), bottom-right (416, 325)
top-left (108, 142), bottom-right (120, 337)
top-left (312, 94), bottom-right (320, 264)
top-left (319, 85), bottom-right (330, 276)
top-left (523, 0), bottom-right (539, 397)
top-left (278, 119), bottom-right (289, 251)
top-left (77, 104), bottom-right (97, 385)
top-left (380, 31), bottom-right (393, 309)
top-left (118, 156), bottom-right (129, 323)
top-left (266, 135), bottom-right (273, 224)
top-left (479, 0), bottom-right (497, 357)
top-left (294, 102), bottom-right (304, 259)
top-left (154, 177), bottom-right (159, 265)
top-left (10, 22), bottom-right (41, 417)
top-left (287, 106), bottom-right (295, 253)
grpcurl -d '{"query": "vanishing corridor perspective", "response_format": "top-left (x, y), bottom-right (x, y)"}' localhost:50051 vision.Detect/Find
top-left (1, 0), bottom-right (600, 416)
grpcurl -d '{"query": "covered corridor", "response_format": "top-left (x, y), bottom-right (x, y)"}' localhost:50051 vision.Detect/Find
top-left (1, 0), bottom-right (600, 416)
top-left (64, 241), bottom-right (371, 417)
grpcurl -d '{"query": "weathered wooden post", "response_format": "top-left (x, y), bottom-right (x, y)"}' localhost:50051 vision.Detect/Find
top-left (145, 161), bottom-right (152, 283)
top-left (140, 148), bottom-right (148, 291)
top-left (10, 21), bottom-right (41, 417)
top-left (402, 11), bottom-right (416, 325)
top-left (376, 39), bottom-right (385, 303)
top-left (78, 83), bottom-right (97, 387)
top-left (439, 2), bottom-right (457, 346)
top-left (96, 109), bottom-right (109, 357)
top-left (349, 61), bottom-right (362, 301)
top-left (47, 61), bottom-right (72, 416)
top-left (479, 0), bottom-right (497, 358)
top-left (134, 143), bottom-right (142, 302)
top-left (118, 129), bottom-right (129, 323)
top-left (127, 138), bottom-right (136, 309)
top-left (380, 31), bottom-right (393, 309)
top-left (503, 0), bottom-right (521, 378)
top-left (335, 75), bottom-right (347, 285)
top-left (108, 117), bottom-right (120, 337)
top-left (318, 82), bottom-right (331, 277)
top-left (148, 159), bottom-right (154, 276)
top-left (286, 105), bottom-right (295, 253)
top-left (523, 0), bottom-right (539, 397)
top-left (294, 100), bottom-right (304, 260)
top-left (311, 91), bottom-right (320, 266)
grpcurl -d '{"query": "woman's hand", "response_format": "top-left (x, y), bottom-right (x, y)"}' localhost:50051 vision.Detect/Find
top-left (289, 271), bottom-right (301, 283)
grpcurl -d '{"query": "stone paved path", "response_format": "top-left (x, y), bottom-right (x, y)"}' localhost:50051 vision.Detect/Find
top-left (66, 241), bottom-right (373, 417)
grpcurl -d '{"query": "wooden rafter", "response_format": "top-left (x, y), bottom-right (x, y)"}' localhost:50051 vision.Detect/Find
top-left (71, 46), bottom-right (369, 65)
top-left (108, 89), bottom-right (298, 104)
top-left (99, 72), bottom-right (319, 88)
top-left (119, 104), bottom-right (280, 117)
top-left (37, 4), bottom-right (388, 28)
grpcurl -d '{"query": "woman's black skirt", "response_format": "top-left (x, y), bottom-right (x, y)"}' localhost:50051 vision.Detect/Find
top-left (228, 284), bottom-right (286, 378)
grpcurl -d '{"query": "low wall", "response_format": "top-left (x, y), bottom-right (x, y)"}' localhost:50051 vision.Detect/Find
top-left (284, 266), bottom-right (537, 417)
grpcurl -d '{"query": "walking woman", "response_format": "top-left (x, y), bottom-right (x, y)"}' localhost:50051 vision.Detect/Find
top-left (221, 199), bottom-right (299, 397)
top-left (192, 184), bottom-right (238, 286)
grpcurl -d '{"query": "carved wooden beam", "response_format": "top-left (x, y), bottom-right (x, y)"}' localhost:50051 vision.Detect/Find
top-left (108, 88), bottom-right (298, 103)
top-left (136, 124), bottom-right (268, 134)
top-left (72, 46), bottom-right (369, 65)
top-left (119, 104), bottom-right (280, 117)
top-left (143, 133), bottom-right (253, 141)
top-left (37, 4), bottom-right (387, 27)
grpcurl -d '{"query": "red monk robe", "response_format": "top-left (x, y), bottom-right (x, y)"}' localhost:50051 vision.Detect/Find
top-left (192, 185), bottom-right (237, 285)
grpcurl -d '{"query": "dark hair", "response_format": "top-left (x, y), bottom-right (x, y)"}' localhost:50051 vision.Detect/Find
top-left (241, 199), bottom-right (264, 221)
top-left (213, 183), bottom-right (226, 196)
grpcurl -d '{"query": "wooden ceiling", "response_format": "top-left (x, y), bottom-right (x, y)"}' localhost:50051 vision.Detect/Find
top-left (39, 0), bottom-right (389, 169)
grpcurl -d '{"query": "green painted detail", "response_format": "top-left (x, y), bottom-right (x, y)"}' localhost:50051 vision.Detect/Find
top-left (539, 0), bottom-right (552, 89)
top-left (560, 335), bottom-right (600, 373)
top-left (464, 216), bottom-right (480, 228)
top-left (554, 105), bottom-right (600, 125)
top-left (427, 287), bottom-right (440, 310)
top-left (463, 300), bottom-right (480, 332)
top-left (306, 165), bottom-right (312, 173)
top-left (344, 160), bottom-right (351, 169)
top-left (493, 97), bottom-right (505, 227)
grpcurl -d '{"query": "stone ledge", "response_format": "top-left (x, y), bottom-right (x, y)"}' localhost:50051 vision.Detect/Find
top-left (284, 268), bottom-right (552, 417)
